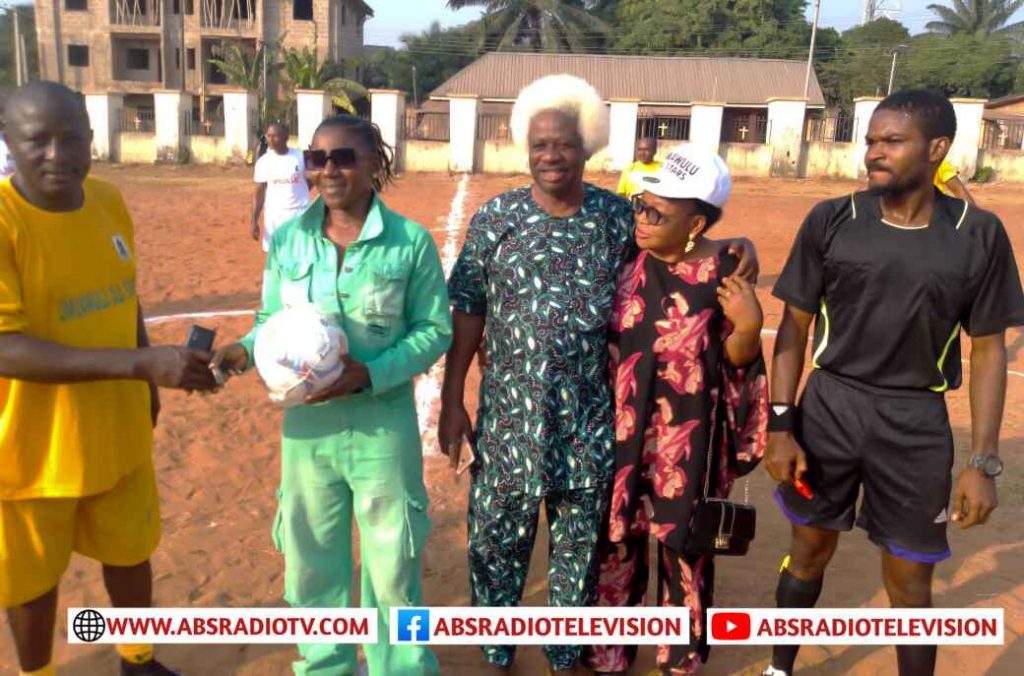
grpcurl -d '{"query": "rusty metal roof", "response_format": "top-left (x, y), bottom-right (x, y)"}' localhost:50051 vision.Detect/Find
top-left (428, 52), bottom-right (825, 107)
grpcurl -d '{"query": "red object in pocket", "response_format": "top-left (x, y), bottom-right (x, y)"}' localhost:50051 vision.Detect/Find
top-left (793, 477), bottom-right (814, 500)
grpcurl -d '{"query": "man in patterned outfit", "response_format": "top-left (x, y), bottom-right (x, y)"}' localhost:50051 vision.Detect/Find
top-left (442, 75), bottom-right (759, 674)
top-left (441, 74), bottom-right (627, 675)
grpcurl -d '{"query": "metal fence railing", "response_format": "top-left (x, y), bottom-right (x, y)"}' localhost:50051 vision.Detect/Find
top-left (636, 116), bottom-right (690, 141)
top-left (185, 112), bottom-right (225, 137)
top-left (405, 111), bottom-right (450, 142)
top-left (116, 108), bottom-right (156, 135)
top-left (723, 113), bottom-right (768, 144)
top-left (806, 114), bottom-right (855, 143)
top-left (477, 113), bottom-right (512, 141)
top-left (981, 118), bottom-right (1024, 151)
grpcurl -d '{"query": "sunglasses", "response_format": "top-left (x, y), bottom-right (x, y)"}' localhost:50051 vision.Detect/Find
top-left (303, 147), bottom-right (359, 170)
top-left (631, 196), bottom-right (666, 226)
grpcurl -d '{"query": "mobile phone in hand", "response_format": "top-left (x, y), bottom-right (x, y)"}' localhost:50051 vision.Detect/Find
top-left (185, 325), bottom-right (216, 352)
top-left (456, 440), bottom-right (476, 476)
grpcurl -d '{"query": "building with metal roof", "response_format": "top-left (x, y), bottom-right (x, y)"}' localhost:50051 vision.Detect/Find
top-left (417, 52), bottom-right (825, 146)
top-left (427, 52), bottom-right (826, 109)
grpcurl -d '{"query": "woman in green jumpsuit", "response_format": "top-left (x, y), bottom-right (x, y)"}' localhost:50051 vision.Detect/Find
top-left (213, 115), bottom-right (451, 675)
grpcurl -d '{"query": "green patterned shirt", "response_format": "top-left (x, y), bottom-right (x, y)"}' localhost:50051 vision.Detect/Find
top-left (448, 184), bottom-right (634, 496)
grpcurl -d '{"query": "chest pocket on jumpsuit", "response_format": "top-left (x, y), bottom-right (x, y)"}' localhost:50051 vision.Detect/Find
top-left (279, 261), bottom-right (314, 307)
top-left (363, 261), bottom-right (409, 342)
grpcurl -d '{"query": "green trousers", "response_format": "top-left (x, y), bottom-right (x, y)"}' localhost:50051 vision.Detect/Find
top-left (274, 386), bottom-right (438, 676)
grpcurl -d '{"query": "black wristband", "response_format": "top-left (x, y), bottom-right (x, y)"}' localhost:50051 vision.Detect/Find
top-left (768, 403), bottom-right (795, 433)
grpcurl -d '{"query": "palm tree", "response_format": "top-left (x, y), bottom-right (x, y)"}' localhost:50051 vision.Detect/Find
top-left (207, 41), bottom-right (271, 90)
top-left (281, 45), bottom-right (368, 114)
top-left (446, 0), bottom-right (610, 52)
top-left (926, 0), bottom-right (1024, 37)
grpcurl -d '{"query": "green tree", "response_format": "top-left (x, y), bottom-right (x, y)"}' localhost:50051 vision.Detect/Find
top-left (446, 0), bottom-right (610, 52)
top-left (364, 22), bottom-right (482, 103)
top-left (611, 0), bottom-right (811, 57)
top-left (0, 4), bottom-right (39, 87)
top-left (926, 0), bottom-right (1024, 37)
top-left (207, 42), bottom-right (271, 91)
top-left (816, 18), bottom-right (912, 107)
top-left (281, 45), bottom-right (368, 113)
top-left (901, 32), bottom-right (1018, 98)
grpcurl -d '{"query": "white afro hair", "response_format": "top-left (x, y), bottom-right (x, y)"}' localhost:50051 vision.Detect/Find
top-left (510, 74), bottom-right (609, 157)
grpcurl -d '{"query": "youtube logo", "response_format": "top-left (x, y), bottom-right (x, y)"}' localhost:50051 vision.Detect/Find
top-left (711, 612), bottom-right (752, 641)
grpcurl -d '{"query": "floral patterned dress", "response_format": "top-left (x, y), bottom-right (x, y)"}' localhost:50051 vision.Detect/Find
top-left (587, 247), bottom-right (768, 675)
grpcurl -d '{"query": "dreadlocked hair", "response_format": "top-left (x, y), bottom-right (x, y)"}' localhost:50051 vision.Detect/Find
top-left (314, 114), bottom-right (396, 191)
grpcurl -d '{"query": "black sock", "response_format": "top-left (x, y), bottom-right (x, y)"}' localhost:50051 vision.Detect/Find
top-left (771, 567), bottom-right (824, 674)
top-left (895, 644), bottom-right (936, 676)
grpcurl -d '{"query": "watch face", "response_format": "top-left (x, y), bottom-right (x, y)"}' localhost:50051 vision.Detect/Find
top-left (983, 456), bottom-right (1004, 477)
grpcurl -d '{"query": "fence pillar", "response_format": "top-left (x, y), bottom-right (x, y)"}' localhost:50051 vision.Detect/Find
top-left (852, 96), bottom-right (883, 179)
top-left (949, 98), bottom-right (986, 180)
top-left (296, 90), bottom-right (332, 149)
top-left (449, 95), bottom-right (479, 173)
top-left (767, 97), bottom-right (807, 178)
top-left (608, 99), bottom-right (640, 172)
top-left (370, 89), bottom-right (407, 171)
top-left (84, 92), bottom-right (123, 162)
top-left (154, 90), bottom-right (191, 163)
top-left (223, 89), bottom-right (257, 163)
top-left (689, 102), bottom-right (725, 156)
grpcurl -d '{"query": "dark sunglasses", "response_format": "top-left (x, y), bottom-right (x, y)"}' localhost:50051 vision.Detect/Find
top-left (303, 147), bottom-right (359, 170)
top-left (631, 195), bottom-right (666, 226)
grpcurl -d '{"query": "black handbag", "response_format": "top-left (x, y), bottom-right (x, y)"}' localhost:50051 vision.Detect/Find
top-left (683, 394), bottom-right (757, 557)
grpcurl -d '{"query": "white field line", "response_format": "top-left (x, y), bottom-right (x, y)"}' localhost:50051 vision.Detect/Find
top-left (144, 309), bottom-right (255, 325)
top-left (142, 305), bottom-right (1024, 380)
top-left (416, 173), bottom-right (471, 454)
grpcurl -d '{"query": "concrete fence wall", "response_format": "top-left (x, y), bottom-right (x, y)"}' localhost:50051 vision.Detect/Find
top-left (719, 143), bottom-right (772, 177)
top-left (405, 140), bottom-right (451, 173)
top-left (83, 88), bottom-right (1024, 182)
top-left (804, 142), bottom-right (859, 180)
top-left (978, 149), bottom-right (1024, 182)
top-left (117, 134), bottom-right (157, 164)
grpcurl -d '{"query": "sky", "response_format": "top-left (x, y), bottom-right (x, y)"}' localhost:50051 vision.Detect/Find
top-left (363, 0), bottom-right (1024, 48)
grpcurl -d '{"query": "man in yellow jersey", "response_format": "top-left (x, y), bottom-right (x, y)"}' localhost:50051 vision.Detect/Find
top-left (616, 136), bottom-right (660, 198)
top-left (0, 82), bottom-right (219, 676)
top-left (934, 158), bottom-right (975, 204)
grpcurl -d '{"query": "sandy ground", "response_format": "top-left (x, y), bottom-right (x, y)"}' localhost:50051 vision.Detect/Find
top-left (0, 166), bottom-right (1021, 676)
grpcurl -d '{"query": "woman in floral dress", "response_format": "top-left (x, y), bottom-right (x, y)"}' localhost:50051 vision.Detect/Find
top-left (588, 146), bottom-right (769, 675)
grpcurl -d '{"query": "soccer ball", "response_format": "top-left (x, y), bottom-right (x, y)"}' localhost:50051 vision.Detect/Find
top-left (254, 305), bottom-right (348, 407)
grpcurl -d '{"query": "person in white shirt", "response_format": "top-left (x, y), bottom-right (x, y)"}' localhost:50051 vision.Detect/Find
top-left (251, 123), bottom-right (311, 251)
top-left (0, 133), bottom-right (15, 179)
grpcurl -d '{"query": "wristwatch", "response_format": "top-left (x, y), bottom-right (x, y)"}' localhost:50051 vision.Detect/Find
top-left (968, 454), bottom-right (1004, 479)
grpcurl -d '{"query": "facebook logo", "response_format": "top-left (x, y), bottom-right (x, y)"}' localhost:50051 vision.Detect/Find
top-left (396, 608), bottom-right (430, 642)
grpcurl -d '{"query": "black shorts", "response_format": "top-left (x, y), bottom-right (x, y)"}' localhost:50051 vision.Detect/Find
top-left (774, 369), bottom-right (954, 563)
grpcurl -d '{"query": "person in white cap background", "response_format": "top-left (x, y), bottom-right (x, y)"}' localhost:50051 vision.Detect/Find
top-left (587, 146), bottom-right (768, 676)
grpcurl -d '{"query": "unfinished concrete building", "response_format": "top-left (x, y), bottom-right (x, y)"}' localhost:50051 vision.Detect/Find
top-left (33, 0), bottom-right (373, 119)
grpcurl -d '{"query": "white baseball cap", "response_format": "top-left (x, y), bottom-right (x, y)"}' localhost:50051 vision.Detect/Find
top-left (639, 144), bottom-right (732, 209)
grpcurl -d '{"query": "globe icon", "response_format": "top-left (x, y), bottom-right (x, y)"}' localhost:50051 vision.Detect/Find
top-left (72, 609), bottom-right (105, 642)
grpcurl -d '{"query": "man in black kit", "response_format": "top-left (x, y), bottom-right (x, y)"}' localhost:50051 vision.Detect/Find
top-left (763, 90), bottom-right (1024, 676)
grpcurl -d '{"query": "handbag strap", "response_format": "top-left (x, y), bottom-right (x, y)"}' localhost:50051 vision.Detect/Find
top-left (702, 385), bottom-right (751, 506)
top-left (701, 391), bottom-right (720, 500)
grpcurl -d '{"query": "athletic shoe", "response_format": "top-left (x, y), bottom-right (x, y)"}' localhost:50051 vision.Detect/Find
top-left (120, 659), bottom-right (180, 676)
top-left (761, 667), bottom-right (788, 676)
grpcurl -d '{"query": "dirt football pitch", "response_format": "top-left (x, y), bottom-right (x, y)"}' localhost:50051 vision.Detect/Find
top-left (1, 165), bottom-right (1021, 675)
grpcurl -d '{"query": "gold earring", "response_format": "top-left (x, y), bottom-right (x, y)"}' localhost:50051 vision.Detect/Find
top-left (685, 237), bottom-right (696, 254)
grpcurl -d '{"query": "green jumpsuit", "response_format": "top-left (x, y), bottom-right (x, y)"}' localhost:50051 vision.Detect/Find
top-left (239, 195), bottom-right (451, 675)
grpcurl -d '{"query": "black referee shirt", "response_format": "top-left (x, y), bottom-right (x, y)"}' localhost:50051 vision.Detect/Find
top-left (774, 191), bottom-right (1024, 393)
